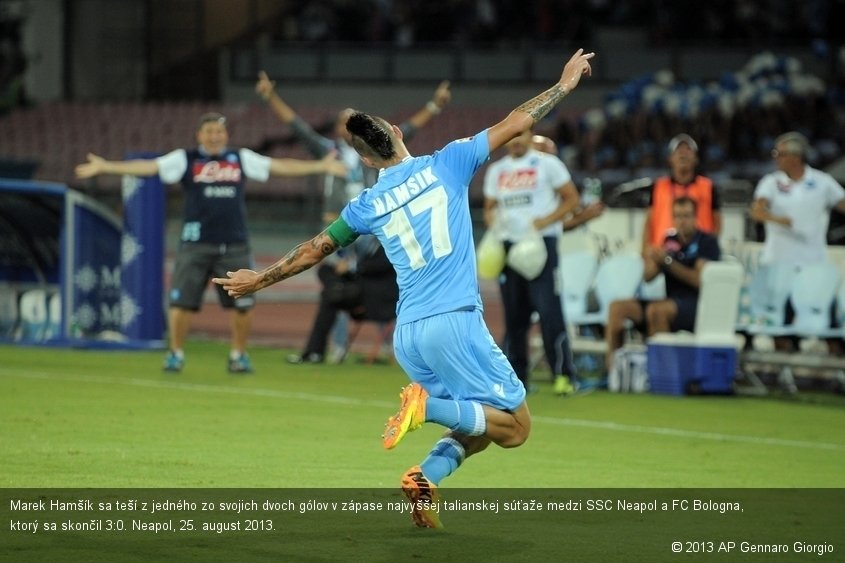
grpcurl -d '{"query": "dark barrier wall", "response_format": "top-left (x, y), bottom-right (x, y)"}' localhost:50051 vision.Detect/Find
top-left (0, 179), bottom-right (164, 348)
top-left (120, 153), bottom-right (166, 342)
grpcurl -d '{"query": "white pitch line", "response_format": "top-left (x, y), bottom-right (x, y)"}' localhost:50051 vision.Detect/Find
top-left (3, 368), bottom-right (844, 452)
top-left (532, 416), bottom-right (845, 452)
top-left (0, 368), bottom-right (393, 409)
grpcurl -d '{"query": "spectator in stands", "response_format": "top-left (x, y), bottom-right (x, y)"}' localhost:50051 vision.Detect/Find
top-left (483, 129), bottom-right (580, 395)
top-left (606, 197), bottom-right (721, 371)
top-left (74, 112), bottom-right (345, 374)
top-left (256, 72), bottom-right (450, 363)
top-left (641, 134), bottom-right (722, 252)
top-left (286, 235), bottom-right (398, 364)
top-left (749, 131), bottom-right (845, 352)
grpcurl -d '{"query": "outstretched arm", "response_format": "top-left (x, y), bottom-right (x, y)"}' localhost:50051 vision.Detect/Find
top-left (268, 152), bottom-right (347, 177)
top-left (403, 80), bottom-right (452, 131)
top-left (257, 70), bottom-right (334, 157)
top-left (213, 230), bottom-right (340, 298)
top-left (75, 153), bottom-right (159, 178)
top-left (487, 49), bottom-right (594, 153)
top-left (256, 71), bottom-right (298, 124)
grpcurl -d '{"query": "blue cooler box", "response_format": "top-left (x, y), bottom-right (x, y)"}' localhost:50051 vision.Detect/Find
top-left (647, 343), bottom-right (737, 395)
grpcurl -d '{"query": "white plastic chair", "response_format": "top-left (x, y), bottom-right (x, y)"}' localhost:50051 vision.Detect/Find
top-left (571, 252), bottom-right (644, 327)
top-left (18, 289), bottom-right (49, 341)
top-left (744, 263), bottom-right (798, 337)
top-left (638, 273), bottom-right (666, 301)
top-left (788, 262), bottom-right (841, 338)
top-left (838, 281), bottom-right (845, 327)
top-left (558, 251), bottom-right (598, 320)
top-left (45, 293), bottom-right (62, 340)
top-left (0, 286), bottom-right (18, 338)
top-left (694, 261), bottom-right (745, 342)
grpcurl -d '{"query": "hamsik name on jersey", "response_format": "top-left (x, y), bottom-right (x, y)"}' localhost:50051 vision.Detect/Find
top-left (372, 166), bottom-right (439, 215)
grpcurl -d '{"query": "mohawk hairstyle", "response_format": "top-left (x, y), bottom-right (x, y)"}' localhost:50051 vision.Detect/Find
top-left (346, 112), bottom-right (396, 160)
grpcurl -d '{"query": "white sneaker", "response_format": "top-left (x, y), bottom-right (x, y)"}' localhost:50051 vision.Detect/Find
top-left (327, 346), bottom-right (347, 364)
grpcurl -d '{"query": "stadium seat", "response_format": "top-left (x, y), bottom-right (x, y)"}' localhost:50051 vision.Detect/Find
top-left (694, 261), bottom-right (745, 340)
top-left (638, 273), bottom-right (666, 301)
top-left (741, 264), bottom-right (845, 395)
top-left (565, 253), bottom-right (643, 354)
top-left (18, 289), bottom-right (49, 341)
top-left (571, 252), bottom-right (644, 328)
top-left (838, 281), bottom-right (845, 328)
top-left (558, 251), bottom-right (598, 321)
top-left (0, 286), bottom-right (18, 338)
top-left (787, 262), bottom-right (842, 339)
top-left (45, 293), bottom-right (62, 340)
top-left (744, 263), bottom-right (798, 338)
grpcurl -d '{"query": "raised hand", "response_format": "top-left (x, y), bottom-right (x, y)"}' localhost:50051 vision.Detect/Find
top-left (75, 153), bottom-right (105, 179)
top-left (432, 80), bottom-right (451, 109)
top-left (559, 49), bottom-right (595, 94)
top-left (255, 71), bottom-right (276, 101)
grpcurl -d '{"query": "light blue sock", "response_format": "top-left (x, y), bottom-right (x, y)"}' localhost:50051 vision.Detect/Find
top-left (425, 397), bottom-right (486, 436)
top-left (420, 437), bottom-right (466, 485)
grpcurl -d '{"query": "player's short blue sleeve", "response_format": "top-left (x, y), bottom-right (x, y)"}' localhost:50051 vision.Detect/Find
top-left (340, 197), bottom-right (372, 236)
top-left (433, 129), bottom-right (490, 185)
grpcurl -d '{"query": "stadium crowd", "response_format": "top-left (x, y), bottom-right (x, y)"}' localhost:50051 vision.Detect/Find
top-left (545, 52), bottom-right (845, 187)
top-left (265, 0), bottom-right (842, 48)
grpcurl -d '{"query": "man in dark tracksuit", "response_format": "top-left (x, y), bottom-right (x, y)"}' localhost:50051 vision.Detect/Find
top-left (256, 73), bottom-right (451, 363)
top-left (482, 129), bottom-right (581, 394)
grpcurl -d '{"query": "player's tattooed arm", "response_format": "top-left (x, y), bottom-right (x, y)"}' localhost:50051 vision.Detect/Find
top-left (261, 231), bottom-right (339, 287)
top-left (515, 84), bottom-right (567, 122)
top-left (486, 49), bottom-right (594, 152)
top-left (212, 230), bottom-right (339, 298)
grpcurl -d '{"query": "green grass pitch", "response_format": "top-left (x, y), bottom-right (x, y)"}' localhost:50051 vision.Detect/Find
top-left (2, 341), bottom-right (844, 562)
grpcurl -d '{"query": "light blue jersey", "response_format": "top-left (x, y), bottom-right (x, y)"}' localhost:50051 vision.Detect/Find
top-left (341, 130), bottom-right (490, 325)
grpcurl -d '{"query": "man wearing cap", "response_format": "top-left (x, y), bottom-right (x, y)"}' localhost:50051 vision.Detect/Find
top-left (641, 134), bottom-right (721, 252)
top-left (483, 128), bottom-right (580, 395)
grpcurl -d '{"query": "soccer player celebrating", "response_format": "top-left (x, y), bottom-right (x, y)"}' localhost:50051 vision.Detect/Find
top-left (213, 49), bottom-right (595, 528)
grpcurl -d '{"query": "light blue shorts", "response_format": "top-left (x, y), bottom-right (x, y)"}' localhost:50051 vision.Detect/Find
top-left (394, 309), bottom-right (526, 411)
